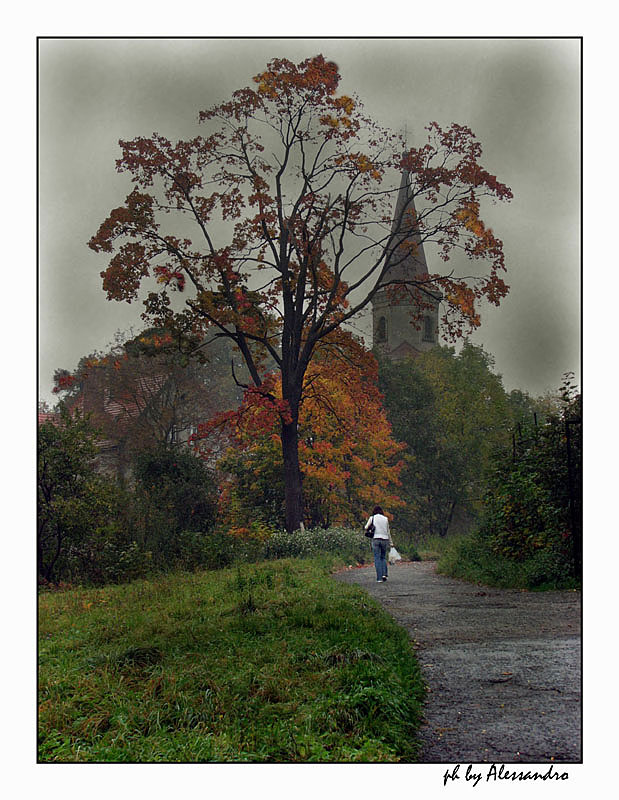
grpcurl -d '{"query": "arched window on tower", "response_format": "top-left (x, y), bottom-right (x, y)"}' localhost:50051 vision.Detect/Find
top-left (422, 316), bottom-right (434, 342)
top-left (376, 316), bottom-right (387, 343)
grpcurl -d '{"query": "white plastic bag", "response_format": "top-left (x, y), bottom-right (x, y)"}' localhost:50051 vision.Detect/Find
top-left (388, 546), bottom-right (402, 564)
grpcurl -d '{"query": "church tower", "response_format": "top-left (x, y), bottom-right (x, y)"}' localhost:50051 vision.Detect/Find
top-left (372, 171), bottom-right (441, 360)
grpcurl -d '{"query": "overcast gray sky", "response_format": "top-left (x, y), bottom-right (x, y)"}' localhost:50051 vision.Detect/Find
top-left (38, 37), bottom-right (581, 403)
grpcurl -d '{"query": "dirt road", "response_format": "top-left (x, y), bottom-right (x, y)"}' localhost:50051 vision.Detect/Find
top-left (334, 561), bottom-right (581, 763)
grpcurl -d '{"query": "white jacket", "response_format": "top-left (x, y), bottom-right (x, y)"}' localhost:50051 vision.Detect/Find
top-left (365, 513), bottom-right (391, 541)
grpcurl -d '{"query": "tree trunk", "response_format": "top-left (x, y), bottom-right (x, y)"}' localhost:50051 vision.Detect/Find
top-left (281, 416), bottom-right (304, 533)
top-left (40, 523), bottom-right (63, 583)
top-left (37, 524), bottom-right (47, 583)
top-left (441, 499), bottom-right (458, 538)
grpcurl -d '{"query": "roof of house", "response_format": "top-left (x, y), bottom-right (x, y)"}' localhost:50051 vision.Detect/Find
top-left (103, 374), bottom-right (167, 419)
top-left (38, 411), bottom-right (59, 426)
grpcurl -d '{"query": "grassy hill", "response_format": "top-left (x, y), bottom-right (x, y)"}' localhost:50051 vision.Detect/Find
top-left (38, 557), bottom-right (425, 762)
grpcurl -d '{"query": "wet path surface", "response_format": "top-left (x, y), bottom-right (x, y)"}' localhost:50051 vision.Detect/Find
top-left (334, 561), bottom-right (581, 763)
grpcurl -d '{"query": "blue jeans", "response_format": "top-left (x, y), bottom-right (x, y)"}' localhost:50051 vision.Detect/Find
top-left (372, 539), bottom-right (388, 580)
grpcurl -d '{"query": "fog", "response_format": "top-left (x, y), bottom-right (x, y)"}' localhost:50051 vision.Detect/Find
top-left (38, 38), bottom-right (580, 403)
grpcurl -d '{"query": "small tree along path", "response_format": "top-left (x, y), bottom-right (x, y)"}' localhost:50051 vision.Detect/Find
top-left (334, 561), bottom-right (581, 763)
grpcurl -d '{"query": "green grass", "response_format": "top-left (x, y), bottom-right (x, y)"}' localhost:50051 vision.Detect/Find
top-left (38, 557), bottom-right (425, 763)
top-left (411, 535), bottom-right (446, 562)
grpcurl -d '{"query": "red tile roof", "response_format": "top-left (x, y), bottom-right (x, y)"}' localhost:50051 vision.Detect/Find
top-left (38, 412), bottom-right (59, 426)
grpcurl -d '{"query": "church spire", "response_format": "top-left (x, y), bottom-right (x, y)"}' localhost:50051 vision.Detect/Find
top-left (372, 169), bottom-right (441, 361)
top-left (381, 170), bottom-right (429, 286)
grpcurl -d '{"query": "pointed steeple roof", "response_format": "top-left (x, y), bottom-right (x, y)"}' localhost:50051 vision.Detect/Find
top-left (381, 171), bottom-right (429, 286)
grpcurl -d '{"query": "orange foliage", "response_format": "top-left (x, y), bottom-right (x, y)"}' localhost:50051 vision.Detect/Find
top-left (194, 333), bottom-right (405, 529)
top-left (298, 337), bottom-right (406, 526)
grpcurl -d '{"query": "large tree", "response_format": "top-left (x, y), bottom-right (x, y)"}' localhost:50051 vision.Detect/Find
top-left (89, 55), bottom-right (512, 531)
top-left (380, 343), bottom-right (513, 539)
top-left (198, 330), bottom-right (405, 532)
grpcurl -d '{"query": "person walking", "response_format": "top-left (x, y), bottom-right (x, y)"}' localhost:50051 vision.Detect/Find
top-left (365, 505), bottom-right (392, 582)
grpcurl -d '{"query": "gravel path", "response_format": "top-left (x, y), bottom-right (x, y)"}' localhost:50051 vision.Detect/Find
top-left (334, 561), bottom-right (581, 763)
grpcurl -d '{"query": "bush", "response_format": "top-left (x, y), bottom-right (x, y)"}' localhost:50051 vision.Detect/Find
top-left (132, 445), bottom-right (218, 567)
top-left (38, 409), bottom-right (139, 585)
top-left (406, 545), bottom-right (422, 562)
top-left (174, 525), bottom-right (391, 572)
top-left (174, 529), bottom-right (259, 572)
top-left (263, 526), bottom-right (371, 564)
top-left (521, 538), bottom-right (575, 589)
top-left (64, 524), bottom-right (151, 586)
top-left (438, 375), bottom-right (582, 591)
top-left (437, 531), bottom-right (579, 590)
top-left (478, 377), bottom-right (581, 579)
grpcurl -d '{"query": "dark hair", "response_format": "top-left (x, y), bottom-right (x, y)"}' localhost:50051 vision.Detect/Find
top-left (372, 505), bottom-right (384, 515)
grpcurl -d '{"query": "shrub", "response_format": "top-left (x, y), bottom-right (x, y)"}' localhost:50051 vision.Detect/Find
top-left (38, 409), bottom-right (137, 584)
top-left (64, 525), bottom-right (150, 586)
top-left (521, 537), bottom-right (575, 589)
top-left (263, 526), bottom-right (371, 564)
top-left (173, 529), bottom-right (263, 572)
top-left (132, 445), bottom-right (218, 567)
top-left (437, 531), bottom-right (579, 590)
top-left (448, 375), bottom-right (582, 589)
top-left (407, 545), bottom-right (422, 562)
top-left (464, 375), bottom-right (581, 585)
